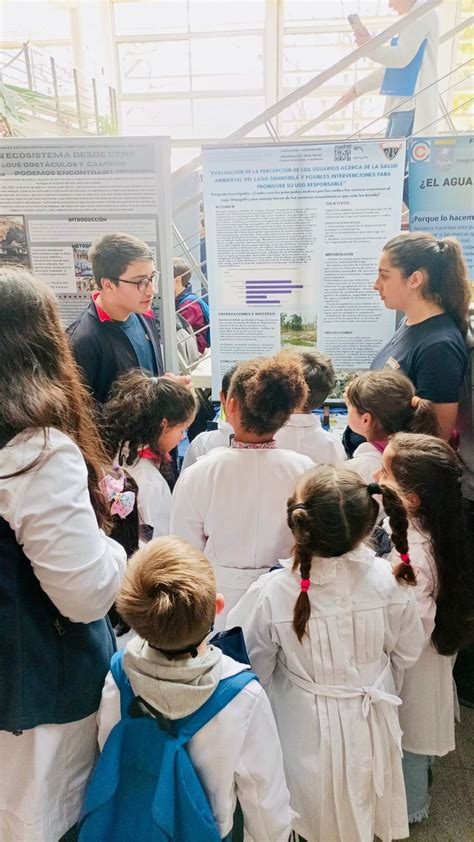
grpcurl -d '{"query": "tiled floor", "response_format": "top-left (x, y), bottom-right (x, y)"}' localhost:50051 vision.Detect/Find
top-left (398, 706), bottom-right (474, 841)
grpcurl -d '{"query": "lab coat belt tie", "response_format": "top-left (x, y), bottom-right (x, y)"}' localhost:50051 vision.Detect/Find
top-left (277, 658), bottom-right (402, 797)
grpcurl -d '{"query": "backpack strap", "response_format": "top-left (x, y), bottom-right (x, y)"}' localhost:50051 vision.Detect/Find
top-left (110, 650), bottom-right (135, 718)
top-left (176, 670), bottom-right (257, 745)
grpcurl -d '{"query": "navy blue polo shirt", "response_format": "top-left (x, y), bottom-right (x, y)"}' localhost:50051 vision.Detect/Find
top-left (371, 313), bottom-right (467, 403)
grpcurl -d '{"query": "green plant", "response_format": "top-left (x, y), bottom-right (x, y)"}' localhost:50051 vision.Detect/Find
top-left (0, 81), bottom-right (50, 124)
top-left (97, 114), bottom-right (118, 136)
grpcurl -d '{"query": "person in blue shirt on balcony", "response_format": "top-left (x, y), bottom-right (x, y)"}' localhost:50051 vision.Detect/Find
top-left (338, 0), bottom-right (440, 137)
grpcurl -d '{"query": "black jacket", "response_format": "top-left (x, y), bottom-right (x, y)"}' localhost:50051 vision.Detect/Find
top-left (67, 299), bottom-right (164, 405)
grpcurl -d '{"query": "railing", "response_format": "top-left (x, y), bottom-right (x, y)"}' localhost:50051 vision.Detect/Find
top-left (170, 0), bottom-right (473, 375)
top-left (0, 43), bottom-right (118, 135)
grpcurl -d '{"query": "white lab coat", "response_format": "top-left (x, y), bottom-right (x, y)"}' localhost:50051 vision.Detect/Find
top-left (97, 652), bottom-right (294, 841)
top-left (228, 548), bottom-right (425, 842)
top-left (0, 429), bottom-right (126, 841)
top-left (275, 413), bottom-right (346, 466)
top-left (181, 420), bottom-right (234, 471)
top-left (354, 1), bottom-right (439, 134)
top-left (345, 441), bottom-right (383, 484)
top-left (125, 456), bottom-right (171, 538)
top-left (388, 523), bottom-right (457, 756)
top-left (170, 445), bottom-right (313, 626)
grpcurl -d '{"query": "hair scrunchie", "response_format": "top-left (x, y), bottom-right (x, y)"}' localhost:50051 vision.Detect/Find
top-left (400, 552), bottom-right (411, 566)
top-left (367, 482), bottom-right (381, 496)
top-left (289, 502), bottom-right (309, 513)
top-left (300, 578), bottom-right (311, 593)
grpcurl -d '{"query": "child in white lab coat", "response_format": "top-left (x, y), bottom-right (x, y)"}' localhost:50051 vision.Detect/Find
top-left (275, 350), bottom-right (345, 465)
top-left (379, 432), bottom-right (474, 824)
top-left (170, 352), bottom-right (314, 626)
top-left (104, 371), bottom-right (196, 540)
top-left (228, 463), bottom-right (425, 842)
top-left (344, 369), bottom-right (438, 484)
top-left (92, 536), bottom-right (293, 842)
top-left (181, 365), bottom-right (236, 471)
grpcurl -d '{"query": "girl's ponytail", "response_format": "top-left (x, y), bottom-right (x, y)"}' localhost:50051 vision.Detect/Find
top-left (383, 232), bottom-right (470, 337)
top-left (376, 481), bottom-right (417, 585)
top-left (289, 504), bottom-right (313, 642)
top-left (346, 370), bottom-right (438, 439)
top-left (409, 395), bottom-right (439, 437)
top-left (437, 237), bottom-right (470, 337)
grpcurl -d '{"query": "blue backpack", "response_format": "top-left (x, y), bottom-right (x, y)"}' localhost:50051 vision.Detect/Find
top-left (79, 650), bottom-right (256, 841)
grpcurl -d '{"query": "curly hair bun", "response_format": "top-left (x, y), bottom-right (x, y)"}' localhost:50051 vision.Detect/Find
top-left (229, 351), bottom-right (308, 435)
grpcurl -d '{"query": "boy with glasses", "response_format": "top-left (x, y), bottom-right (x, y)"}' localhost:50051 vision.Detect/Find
top-left (68, 233), bottom-right (189, 406)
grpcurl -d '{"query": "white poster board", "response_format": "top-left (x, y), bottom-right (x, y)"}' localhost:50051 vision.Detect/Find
top-left (202, 140), bottom-right (405, 396)
top-left (0, 136), bottom-right (177, 370)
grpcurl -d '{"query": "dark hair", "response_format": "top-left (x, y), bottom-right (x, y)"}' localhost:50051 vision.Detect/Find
top-left (0, 265), bottom-right (110, 527)
top-left (221, 365), bottom-right (238, 399)
top-left (228, 351), bottom-right (308, 436)
top-left (298, 350), bottom-right (335, 411)
top-left (346, 369), bottom-right (439, 439)
top-left (388, 432), bottom-right (474, 655)
top-left (90, 233), bottom-right (153, 289)
top-left (107, 468), bottom-right (139, 634)
top-left (104, 370), bottom-right (196, 465)
top-left (383, 232), bottom-right (470, 336)
top-left (288, 465), bottom-right (411, 642)
top-left (173, 257), bottom-right (192, 287)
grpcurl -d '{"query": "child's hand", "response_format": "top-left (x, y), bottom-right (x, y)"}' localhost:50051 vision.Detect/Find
top-left (163, 372), bottom-right (193, 391)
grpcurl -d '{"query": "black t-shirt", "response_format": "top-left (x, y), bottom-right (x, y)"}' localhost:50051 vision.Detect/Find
top-left (371, 312), bottom-right (467, 403)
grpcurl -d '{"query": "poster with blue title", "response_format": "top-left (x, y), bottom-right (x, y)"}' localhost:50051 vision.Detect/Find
top-left (409, 136), bottom-right (474, 276)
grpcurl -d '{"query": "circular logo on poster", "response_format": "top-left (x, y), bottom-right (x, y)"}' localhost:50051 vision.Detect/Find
top-left (411, 141), bottom-right (431, 163)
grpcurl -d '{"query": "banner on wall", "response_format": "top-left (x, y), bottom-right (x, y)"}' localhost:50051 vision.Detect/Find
top-left (409, 135), bottom-right (474, 276)
top-left (202, 140), bottom-right (405, 397)
top-left (0, 136), bottom-right (174, 333)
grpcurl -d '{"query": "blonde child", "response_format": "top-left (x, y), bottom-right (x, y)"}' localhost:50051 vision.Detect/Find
top-left (170, 352), bottom-right (314, 625)
top-left (275, 350), bottom-right (345, 465)
top-left (104, 371), bottom-right (196, 540)
top-left (181, 365), bottom-right (236, 470)
top-left (228, 464), bottom-right (425, 842)
top-left (344, 369), bottom-right (439, 483)
top-left (90, 536), bottom-right (293, 841)
top-left (378, 433), bottom-right (474, 823)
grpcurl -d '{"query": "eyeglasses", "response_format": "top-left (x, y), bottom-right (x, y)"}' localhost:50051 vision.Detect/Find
top-left (112, 270), bottom-right (160, 293)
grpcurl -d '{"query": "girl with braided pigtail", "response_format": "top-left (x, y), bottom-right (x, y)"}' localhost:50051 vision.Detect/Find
top-left (378, 482), bottom-right (417, 586)
top-left (228, 464), bottom-right (425, 842)
top-left (378, 432), bottom-right (474, 825)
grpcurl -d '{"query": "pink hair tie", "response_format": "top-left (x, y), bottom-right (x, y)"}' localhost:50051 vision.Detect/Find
top-left (400, 552), bottom-right (411, 566)
top-left (300, 578), bottom-right (311, 593)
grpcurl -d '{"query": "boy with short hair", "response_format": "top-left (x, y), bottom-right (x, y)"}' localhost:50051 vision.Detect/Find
top-left (181, 365), bottom-right (236, 470)
top-left (68, 233), bottom-right (164, 405)
top-left (174, 257), bottom-right (210, 353)
top-left (275, 350), bottom-right (346, 465)
top-left (95, 536), bottom-right (293, 842)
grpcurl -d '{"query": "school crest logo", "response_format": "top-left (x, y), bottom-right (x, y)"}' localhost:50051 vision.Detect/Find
top-left (411, 141), bottom-right (431, 163)
top-left (382, 145), bottom-right (400, 160)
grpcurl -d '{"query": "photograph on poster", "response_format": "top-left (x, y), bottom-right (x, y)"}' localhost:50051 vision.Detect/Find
top-left (0, 215), bottom-right (30, 267)
top-left (72, 243), bottom-right (95, 293)
top-left (280, 311), bottom-right (317, 350)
